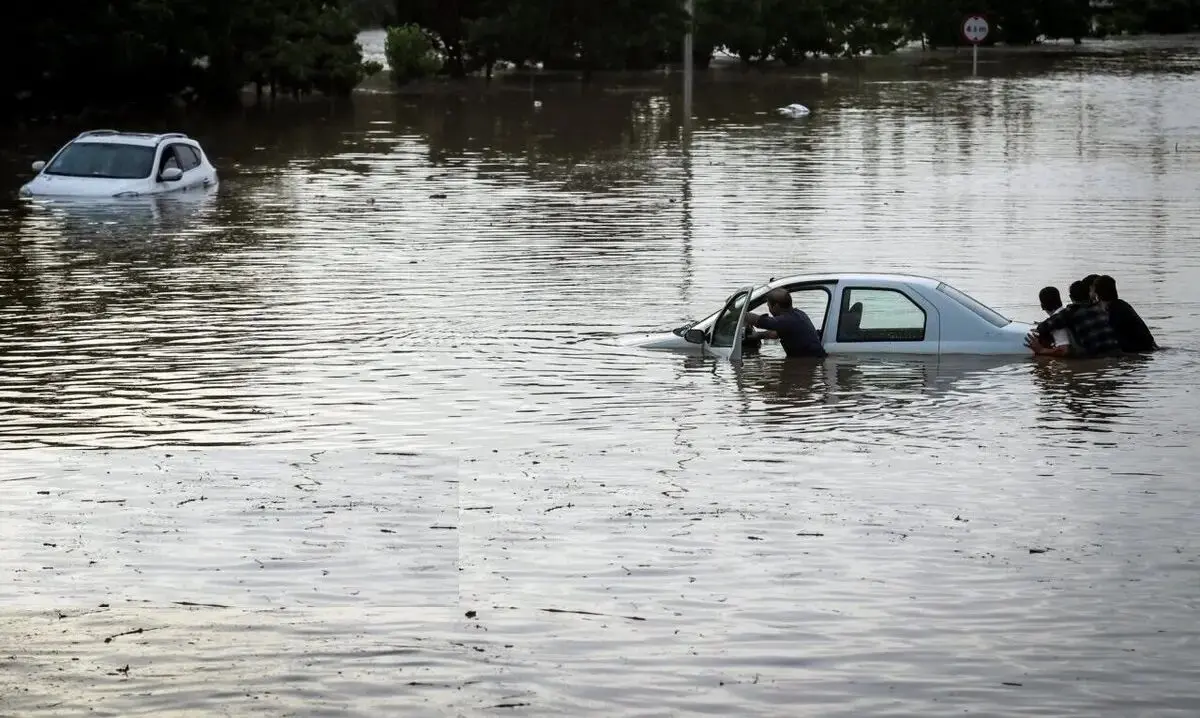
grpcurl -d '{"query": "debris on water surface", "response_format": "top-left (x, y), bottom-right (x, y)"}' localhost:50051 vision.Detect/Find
top-left (104, 627), bottom-right (163, 643)
top-left (1002, 682), bottom-right (1023, 686)
top-left (747, 535), bottom-right (763, 541)
top-left (541, 607), bottom-right (645, 622)
top-left (1029, 547), bottom-right (1050, 554)
top-left (796, 532), bottom-right (824, 537)
top-left (465, 610), bottom-right (477, 619)
top-left (430, 193), bottom-right (447, 199)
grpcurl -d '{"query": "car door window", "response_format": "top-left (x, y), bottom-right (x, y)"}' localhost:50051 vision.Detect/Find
top-left (710, 291), bottom-right (750, 348)
top-left (787, 287), bottom-right (831, 334)
top-left (175, 145), bottom-right (201, 171)
top-left (159, 147), bottom-right (180, 175)
top-left (837, 287), bottom-right (926, 342)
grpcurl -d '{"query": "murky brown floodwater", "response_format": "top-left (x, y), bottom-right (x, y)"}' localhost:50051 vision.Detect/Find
top-left (2, 35), bottom-right (1200, 716)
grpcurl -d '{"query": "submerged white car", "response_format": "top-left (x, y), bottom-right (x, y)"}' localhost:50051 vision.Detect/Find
top-left (19, 130), bottom-right (218, 199)
top-left (623, 273), bottom-right (1035, 361)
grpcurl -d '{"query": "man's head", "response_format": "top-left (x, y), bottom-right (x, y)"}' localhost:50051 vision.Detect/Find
top-left (1093, 274), bottom-right (1119, 302)
top-left (765, 288), bottom-right (792, 315)
top-left (1082, 274), bottom-right (1100, 297)
top-left (1039, 286), bottom-right (1063, 314)
top-left (1067, 280), bottom-right (1091, 304)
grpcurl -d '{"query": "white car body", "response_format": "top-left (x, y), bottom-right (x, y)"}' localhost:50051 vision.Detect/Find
top-left (19, 129), bottom-right (218, 199)
top-left (622, 273), bottom-right (1035, 361)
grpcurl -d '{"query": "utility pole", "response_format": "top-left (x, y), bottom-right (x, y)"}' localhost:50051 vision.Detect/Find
top-left (683, 0), bottom-right (694, 133)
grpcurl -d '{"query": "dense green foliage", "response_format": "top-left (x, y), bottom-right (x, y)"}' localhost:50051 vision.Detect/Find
top-left (385, 24), bottom-right (441, 84)
top-left (350, 0), bottom-right (397, 27)
top-left (2, 0), bottom-right (374, 121)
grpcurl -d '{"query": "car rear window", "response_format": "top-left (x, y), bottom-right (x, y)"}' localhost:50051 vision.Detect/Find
top-left (936, 282), bottom-right (1011, 328)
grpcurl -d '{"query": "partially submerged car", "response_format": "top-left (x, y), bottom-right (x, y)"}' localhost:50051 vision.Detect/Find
top-left (19, 129), bottom-right (218, 199)
top-left (623, 273), bottom-right (1035, 361)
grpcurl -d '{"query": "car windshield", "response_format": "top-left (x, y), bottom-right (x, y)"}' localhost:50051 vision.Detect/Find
top-left (937, 282), bottom-right (1011, 327)
top-left (44, 143), bottom-right (156, 180)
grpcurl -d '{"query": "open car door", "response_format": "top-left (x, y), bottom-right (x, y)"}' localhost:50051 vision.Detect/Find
top-left (701, 286), bottom-right (753, 362)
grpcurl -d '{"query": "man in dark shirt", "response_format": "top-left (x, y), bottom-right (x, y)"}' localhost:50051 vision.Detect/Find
top-left (746, 289), bottom-right (827, 358)
top-left (1026, 280), bottom-right (1122, 358)
top-left (1093, 275), bottom-right (1157, 352)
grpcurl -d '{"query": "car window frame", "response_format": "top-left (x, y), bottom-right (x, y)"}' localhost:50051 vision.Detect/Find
top-left (676, 279), bottom-right (838, 337)
top-left (709, 289), bottom-right (753, 348)
top-left (836, 285), bottom-right (928, 343)
top-left (750, 282), bottom-right (833, 332)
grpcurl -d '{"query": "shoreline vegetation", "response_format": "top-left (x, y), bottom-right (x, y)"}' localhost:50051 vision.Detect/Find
top-left (353, 34), bottom-right (1199, 96)
top-left (2, 0), bottom-right (1198, 124)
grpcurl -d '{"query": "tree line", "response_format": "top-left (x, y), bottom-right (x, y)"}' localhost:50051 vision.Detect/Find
top-left (376, 0), bottom-right (1200, 80)
top-left (1, 0), bottom-right (380, 122)
top-left (1, 0), bottom-right (1196, 121)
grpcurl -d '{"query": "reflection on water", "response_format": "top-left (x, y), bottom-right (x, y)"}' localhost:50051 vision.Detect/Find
top-left (1028, 354), bottom-right (1154, 433)
top-left (2, 34), bottom-right (1200, 717)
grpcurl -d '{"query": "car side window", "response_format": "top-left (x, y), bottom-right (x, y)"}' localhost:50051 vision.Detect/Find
top-left (174, 145), bottom-right (201, 171)
top-left (837, 287), bottom-right (926, 342)
top-left (787, 287), bottom-right (831, 333)
top-left (159, 147), bottom-right (180, 174)
top-left (710, 290), bottom-right (749, 348)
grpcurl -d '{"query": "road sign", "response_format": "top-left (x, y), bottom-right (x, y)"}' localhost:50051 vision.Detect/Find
top-left (962, 15), bottom-right (989, 45)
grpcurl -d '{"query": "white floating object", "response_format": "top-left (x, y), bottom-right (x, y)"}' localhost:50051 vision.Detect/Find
top-left (777, 103), bottom-right (810, 118)
top-left (533, 100), bottom-right (543, 109)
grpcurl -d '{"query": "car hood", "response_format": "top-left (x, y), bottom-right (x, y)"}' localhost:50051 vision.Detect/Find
top-left (21, 174), bottom-right (149, 198)
top-left (617, 329), bottom-right (695, 351)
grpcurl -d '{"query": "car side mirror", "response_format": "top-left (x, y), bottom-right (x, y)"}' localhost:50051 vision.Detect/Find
top-left (31, 160), bottom-right (45, 172)
top-left (683, 328), bottom-right (706, 344)
top-left (160, 167), bottom-right (183, 182)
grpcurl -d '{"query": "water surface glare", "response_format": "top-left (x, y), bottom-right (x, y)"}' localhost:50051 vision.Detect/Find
top-left (2, 40), bottom-right (1200, 716)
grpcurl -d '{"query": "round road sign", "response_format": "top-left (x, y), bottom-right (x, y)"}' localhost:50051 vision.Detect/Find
top-left (962, 15), bottom-right (989, 44)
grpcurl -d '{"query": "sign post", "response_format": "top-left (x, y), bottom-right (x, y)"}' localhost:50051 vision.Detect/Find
top-left (961, 14), bottom-right (989, 77)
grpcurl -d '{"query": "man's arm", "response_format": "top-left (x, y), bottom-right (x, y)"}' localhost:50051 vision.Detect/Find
top-left (753, 314), bottom-right (781, 330)
top-left (1025, 332), bottom-right (1073, 357)
top-left (744, 312), bottom-right (782, 340)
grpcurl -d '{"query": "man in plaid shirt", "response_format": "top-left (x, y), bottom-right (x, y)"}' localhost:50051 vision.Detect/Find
top-left (1025, 279), bottom-right (1122, 358)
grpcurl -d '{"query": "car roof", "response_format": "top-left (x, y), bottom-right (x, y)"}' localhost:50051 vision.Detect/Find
top-left (759, 272), bottom-right (944, 289)
top-left (70, 130), bottom-right (196, 147)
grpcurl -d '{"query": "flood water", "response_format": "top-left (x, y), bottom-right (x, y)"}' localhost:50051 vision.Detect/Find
top-left (2, 36), bottom-right (1200, 716)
